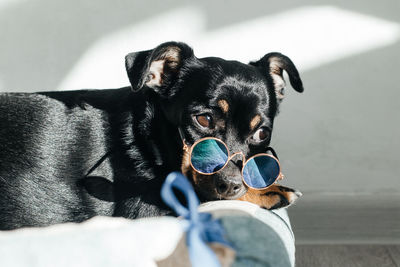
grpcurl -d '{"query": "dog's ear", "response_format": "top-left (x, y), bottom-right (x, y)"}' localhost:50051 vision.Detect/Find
top-left (250, 53), bottom-right (304, 102)
top-left (125, 41), bottom-right (195, 95)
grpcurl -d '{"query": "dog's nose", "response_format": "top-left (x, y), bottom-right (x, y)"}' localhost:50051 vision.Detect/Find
top-left (215, 178), bottom-right (244, 198)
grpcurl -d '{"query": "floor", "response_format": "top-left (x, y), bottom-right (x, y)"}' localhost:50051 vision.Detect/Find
top-left (290, 194), bottom-right (400, 266)
top-left (296, 245), bottom-right (400, 267)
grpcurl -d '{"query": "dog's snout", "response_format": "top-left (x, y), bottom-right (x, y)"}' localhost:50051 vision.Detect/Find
top-left (215, 177), bottom-right (245, 199)
top-left (216, 180), bottom-right (228, 194)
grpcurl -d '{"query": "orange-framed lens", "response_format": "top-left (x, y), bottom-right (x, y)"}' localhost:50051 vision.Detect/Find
top-left (241, 153), bottom-right (281, 190)
top-left (188, 137), bottom-right (230, 175)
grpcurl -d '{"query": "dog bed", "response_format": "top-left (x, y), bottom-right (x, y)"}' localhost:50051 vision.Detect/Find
top-left (0, 200), bottom-right (294, 267)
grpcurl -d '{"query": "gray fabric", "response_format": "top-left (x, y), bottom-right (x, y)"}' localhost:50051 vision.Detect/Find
top-left (0, 201), bottom-right (294, 267)
top-left (199, 200), bottom-right (295, 267)
top-left (222, 216), bottom-right (291, 267)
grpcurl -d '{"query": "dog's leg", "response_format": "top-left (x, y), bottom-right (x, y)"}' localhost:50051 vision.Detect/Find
top-left (238, 185), bottom-right (302, 209)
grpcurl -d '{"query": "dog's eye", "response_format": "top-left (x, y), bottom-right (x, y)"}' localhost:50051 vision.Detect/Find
top-left (196, 114), bottom-right (213, 128)
top-left (252, 127), bottom-right (269, 142)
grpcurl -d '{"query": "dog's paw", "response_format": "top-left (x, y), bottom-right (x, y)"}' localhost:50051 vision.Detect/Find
top-left (238, 185), bottom-right (302, 209)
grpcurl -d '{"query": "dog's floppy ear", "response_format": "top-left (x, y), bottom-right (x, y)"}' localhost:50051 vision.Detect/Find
top-left (250, 53), bottom-right (303, 102)
top-left (125, 41), bottom-right (194, 95)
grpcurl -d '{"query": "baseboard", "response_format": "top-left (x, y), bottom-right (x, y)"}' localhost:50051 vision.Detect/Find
top-left (289, 193), bottom-right (400, 244)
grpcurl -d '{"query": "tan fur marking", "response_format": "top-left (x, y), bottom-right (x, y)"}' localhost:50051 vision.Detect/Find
top-left (269, 57), bottom-right (282, 75)
top-left (238, 189), bottom-right (280, 209)
top-left (181, 147), bottom-right (216, 197)
top-left (269, 57), bottom-right (286, 100)
top-left (181, 149), bottom-right (191, 177)
top-left (218, 99), bottom-right (229, 114)
top-left (238, 184), bottom-right (301, 209)
top-left (146, 60), bottom-right (164, 87)
top-left (164, 47), bottom-right (180, 62)
top-left (181, 149), bottom-right (203, 186)
top-left (250, 115), bottom-right (261, 130)
top-left (162, 46), bottom-right (181, 71)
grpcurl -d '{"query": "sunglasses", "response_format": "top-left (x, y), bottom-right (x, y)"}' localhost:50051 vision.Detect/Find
top-left (180, 131), bottom-right (284, 190)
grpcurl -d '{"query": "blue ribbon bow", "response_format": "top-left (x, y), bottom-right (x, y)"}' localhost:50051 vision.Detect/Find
top-left (161, 172), bottom-right (232, 267)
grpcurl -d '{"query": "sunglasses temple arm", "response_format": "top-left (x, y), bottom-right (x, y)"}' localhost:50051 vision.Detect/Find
top-left (267, 147), bottom-right (285, 180)
top-left (267, 147), bottom-right (279, 160)
top-left (178, 127), bottom-right (189, 151)
top-left (178, 127), bottom-right (185, 141)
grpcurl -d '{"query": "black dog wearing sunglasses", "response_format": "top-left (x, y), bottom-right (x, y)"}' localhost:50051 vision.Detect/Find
top-left (0, 42), bottom-right (303, 230)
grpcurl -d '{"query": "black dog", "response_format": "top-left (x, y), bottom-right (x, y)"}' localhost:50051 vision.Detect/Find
top-left (0, 41), bottom-right (303, 230)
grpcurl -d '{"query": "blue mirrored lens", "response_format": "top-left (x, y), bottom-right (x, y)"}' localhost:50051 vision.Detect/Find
top-left (243, 155), bottom-right (280, 188)
top-left (191, 139), bottom-right (229, 174)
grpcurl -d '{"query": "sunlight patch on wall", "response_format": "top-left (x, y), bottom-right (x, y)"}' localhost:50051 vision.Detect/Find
top-left (0, 0), bottom-right (24, 10)
top-left (57, 7), bottom-right (205, 90)
top-left (58, 5), bottom-right (400, 90)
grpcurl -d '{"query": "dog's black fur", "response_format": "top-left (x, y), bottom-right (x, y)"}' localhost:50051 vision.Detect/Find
top-left (0, 42), bottom-right (303, 230)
